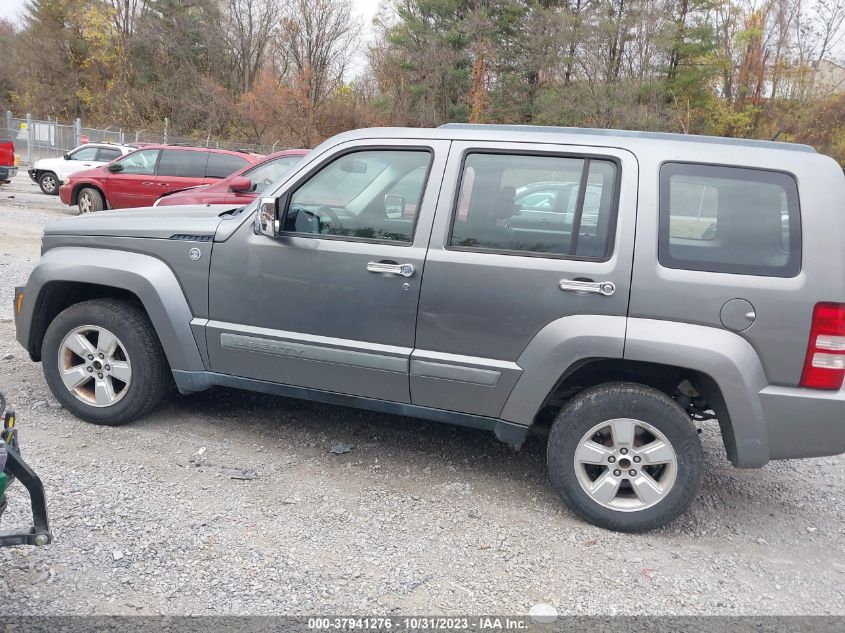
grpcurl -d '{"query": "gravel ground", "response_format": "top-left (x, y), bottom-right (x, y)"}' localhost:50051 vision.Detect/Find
top-left (0, 173), bottom-right (843, 616)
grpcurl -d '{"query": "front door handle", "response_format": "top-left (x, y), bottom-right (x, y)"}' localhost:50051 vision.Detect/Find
top-left (559, 279), bottom-right (616, 296)
top-left (367, 261), bottom-right (415, 277)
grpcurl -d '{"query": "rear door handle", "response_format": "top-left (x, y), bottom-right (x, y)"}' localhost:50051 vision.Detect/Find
top-left (367, 262), bottom-right (415, 277)
top-left (559, 279), bottom-right (616, 296)
top-left (143, 181), bottom-right (154, 188)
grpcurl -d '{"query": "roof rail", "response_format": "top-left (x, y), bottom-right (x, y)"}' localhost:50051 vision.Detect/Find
top-left (438, 123), bottom-right (817, 153)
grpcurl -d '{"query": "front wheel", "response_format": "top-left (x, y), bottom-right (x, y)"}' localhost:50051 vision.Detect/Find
top-left (547, 382), bottom-right (703, 532)
top-left (38, 171), bottom-right (59, 195)
top-left (77, 187), bottom-right (104, 213)
top-left (42, 299), bottom-right (170, 425)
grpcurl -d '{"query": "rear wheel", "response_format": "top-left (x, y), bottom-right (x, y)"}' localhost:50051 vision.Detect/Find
top-left (42, 299), bottom-right (170, 425)
top-left (38, 171), bottom-right (59, 195)
top-left (77, 187), bottom-right (104, 213)
top-left (547, 382), bottom-right (703, 532)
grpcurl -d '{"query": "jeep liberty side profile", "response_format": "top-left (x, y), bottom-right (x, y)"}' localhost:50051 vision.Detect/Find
top-left (14, 124), bottom-right (845, 532)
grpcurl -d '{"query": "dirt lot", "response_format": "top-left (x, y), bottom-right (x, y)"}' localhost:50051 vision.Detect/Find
top-left (0, 173), bottom-right (843, 616)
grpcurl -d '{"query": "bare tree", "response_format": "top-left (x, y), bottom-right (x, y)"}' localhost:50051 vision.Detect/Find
top-left (814, 0), bottom-right (845, 64)
top-left (224, 0), bottom-right (283, 94)
top-left (275, 0), bottom-right (362, 145)
top-left (106, 0), bottom-right (148, 38)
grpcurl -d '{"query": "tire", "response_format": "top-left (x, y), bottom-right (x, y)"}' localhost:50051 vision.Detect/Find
top-left (547, 382), bottom-right (703, 532)
top-left (41, 299), bottom-right (170, 425)
top-left (38, 171), bottom-right (59, 195)
top-left (77, 187), bottom-right (104, 213)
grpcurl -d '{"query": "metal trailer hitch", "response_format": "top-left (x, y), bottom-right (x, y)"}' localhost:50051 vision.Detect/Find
top-left (0, 395), bottom-right (51, 547)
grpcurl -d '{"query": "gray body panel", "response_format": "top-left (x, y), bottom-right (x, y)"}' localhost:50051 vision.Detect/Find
top-left (44, 204), bottom-right (234, 241)
top-left (411, 142), bottom-right (637, 417)
top-left (16, 247), bottom-right (206, 372)
top-left (204, 138), bottom-right (451, 403)
top-left (16, 124), bottom-right (845, 468)
top-left (627, 143), bottom-right (845, 386)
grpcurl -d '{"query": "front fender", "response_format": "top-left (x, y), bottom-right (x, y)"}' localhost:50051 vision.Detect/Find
top-left (624, 318), bottom-right (770, 467)
top-left (17, 247), bottom-right (205, 373)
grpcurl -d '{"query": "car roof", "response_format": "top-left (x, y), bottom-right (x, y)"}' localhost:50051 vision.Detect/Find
top-left (311, 124), bottom-right (817, 156)
top-left (131, 144), bottom-right (264, 159)
top-left (440, 123), bottom-right (817, 154)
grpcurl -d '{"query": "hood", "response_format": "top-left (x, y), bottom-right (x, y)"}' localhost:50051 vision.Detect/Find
top-left (44, 204), bottom-right (239, 240)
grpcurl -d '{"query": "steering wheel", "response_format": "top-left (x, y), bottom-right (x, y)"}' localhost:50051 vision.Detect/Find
top-left (317, 205), bottom-right (342, 224)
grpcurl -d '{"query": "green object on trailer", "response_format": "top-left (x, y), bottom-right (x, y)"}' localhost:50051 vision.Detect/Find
top-left (0, 471), bottom-right (6, 497)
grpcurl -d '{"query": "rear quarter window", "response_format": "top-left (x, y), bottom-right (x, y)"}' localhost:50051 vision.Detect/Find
top-left (206, 153), bottom-right (249, 179)
top-left (658, 163), bottom-right (801, 277)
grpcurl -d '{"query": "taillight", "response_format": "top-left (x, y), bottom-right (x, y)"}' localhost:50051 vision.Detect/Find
top-left (800, 303), bottom-right (845, 390)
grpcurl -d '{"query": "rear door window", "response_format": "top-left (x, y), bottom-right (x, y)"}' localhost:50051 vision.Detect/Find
top-left (157, 149), bottom-right (208, 178)
top-left (206, 153), bottom-right (249, 179)
top-left (659, 163), bottom-right (801, 277)
top-left (96, 147), bottom-right (122, 162)
top-left (449, 153), bottom-right (619, 259)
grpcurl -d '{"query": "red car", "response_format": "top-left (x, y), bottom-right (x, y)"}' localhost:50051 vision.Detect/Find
top-left (59, 145), bottom-right (264, 212)
top-left (154, 149), bottom-right (308, 207)
top-left (0, 140), bottom-right (16, 184)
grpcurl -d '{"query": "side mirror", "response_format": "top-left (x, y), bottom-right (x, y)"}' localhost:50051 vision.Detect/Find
top-left (229, 176), bottom-right (253, 193)
top-left (384, 194), bottom-right (405, 218)
top-left (63, 153), bottom-right (71, 160)
top-left (107, 162), bottom-right (123, 173)
top-left (255, 193), bottom-right (288, 238)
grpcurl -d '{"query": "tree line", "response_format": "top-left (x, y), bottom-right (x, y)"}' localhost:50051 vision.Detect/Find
top-left (1, 0), bottom-right (845, 161)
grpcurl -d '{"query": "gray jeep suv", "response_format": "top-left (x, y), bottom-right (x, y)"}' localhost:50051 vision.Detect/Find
top-left (14, 124), bottom-right (845, 532)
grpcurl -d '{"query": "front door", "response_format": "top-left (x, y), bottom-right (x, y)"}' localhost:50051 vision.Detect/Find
top-left (206, 139), bottom-right (450, 403)
top-left (106, 148), bottom-right (160, 209)
top-left (411, 141), bottom-right (638, 418)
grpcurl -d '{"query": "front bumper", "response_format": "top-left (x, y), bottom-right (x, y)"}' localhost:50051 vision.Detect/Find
top-left (760, 384), bottom-right (845, 460)
top-left (0, 166), bottom-right (17, 180)
top-left (58, 183), bottom-right (72, 205)
top-left (27, 168), bottom-right (37, 182)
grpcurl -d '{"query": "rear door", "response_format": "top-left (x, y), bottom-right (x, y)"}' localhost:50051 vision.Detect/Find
top-left (205, 153), bottom-right (250, 184)
top-left (411, 141), bottom-right (638, 417)
top-left (155, 149), bottom-right (208, 198)
top-left (106, 148), bottom-right (160, 208)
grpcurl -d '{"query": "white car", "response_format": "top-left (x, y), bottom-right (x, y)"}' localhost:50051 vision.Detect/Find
top-left (27, 143), bottom-right (135, 195)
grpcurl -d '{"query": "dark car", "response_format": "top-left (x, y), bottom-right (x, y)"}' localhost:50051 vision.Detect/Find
top-left (58, 145), bottom-right (264, 212)
top-left (154, 149), bottom-right (308, 207)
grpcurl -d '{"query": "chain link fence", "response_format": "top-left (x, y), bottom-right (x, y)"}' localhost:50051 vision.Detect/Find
top-left (4, 112), bottom-right (285, 165)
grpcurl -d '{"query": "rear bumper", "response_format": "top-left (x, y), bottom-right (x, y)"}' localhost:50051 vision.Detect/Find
top-left (0, 166), bottom-right (17, 180)
top-left (760, 385), bottom-right (845, 460)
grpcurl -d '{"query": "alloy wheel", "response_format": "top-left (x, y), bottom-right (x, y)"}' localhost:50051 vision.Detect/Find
top-left (573, 417), bottom-right (678, 512)
top-left (57, 325), bottom-right (132, 407)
